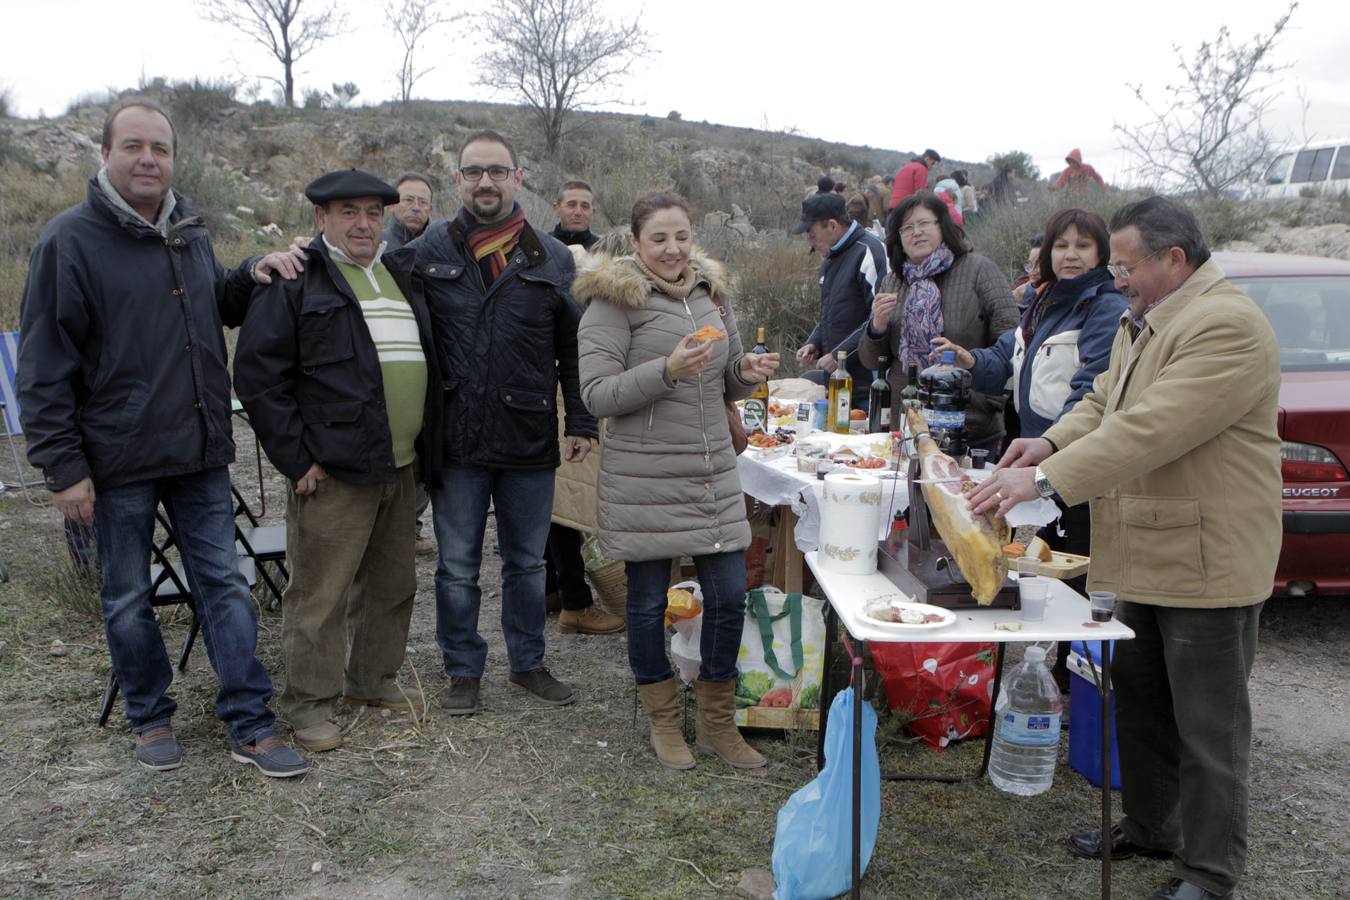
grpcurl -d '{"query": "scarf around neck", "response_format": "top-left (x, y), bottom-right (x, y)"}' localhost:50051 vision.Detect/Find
top-left (898, 243), bottom-right (955, 367)
top-left (634, 255), bottom-right (697, 301)
top-left (462, 204), bottom-right (527, 283)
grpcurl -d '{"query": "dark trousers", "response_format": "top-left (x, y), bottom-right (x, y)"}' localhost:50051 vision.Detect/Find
top-left (1113, 601), bottom-right (1263, 895)
top-left (544, 523), bottom-right (594, 611)
top-left (1043, 499), bottom-right (1091, 689)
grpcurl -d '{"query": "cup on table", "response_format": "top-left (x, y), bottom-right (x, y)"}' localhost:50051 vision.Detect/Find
top-left (1019, 576), bottom-right (1048, 621)
top-left (1016, 556), bottom-right (1041, 578)
top-left (969, 448), bottom-right (989, 470)
top-left (1089, 591), bottom-right (1117, 623)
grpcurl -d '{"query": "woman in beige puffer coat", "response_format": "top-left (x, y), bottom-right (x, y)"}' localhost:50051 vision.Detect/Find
top-left (575, 193), bottom-right (780, 771)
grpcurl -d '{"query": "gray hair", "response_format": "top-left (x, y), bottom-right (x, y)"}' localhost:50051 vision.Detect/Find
top-left (1109, 196), bottom-right (1211, 268)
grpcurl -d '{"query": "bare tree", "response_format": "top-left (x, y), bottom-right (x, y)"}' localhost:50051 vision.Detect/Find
top-left (475, 0), bottom-right (651, 159)
top-left (384, 0), bottom-right (459, 107)
top-left (1115, 3), bottom-right (1296, 196)
top-left (200, 0), bottom-right (348, 110)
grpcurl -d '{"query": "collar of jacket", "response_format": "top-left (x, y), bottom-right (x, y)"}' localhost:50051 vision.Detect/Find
top-left (571, 250), bottom-right (732, 309)
top-left (550, 223), bottom-right (597, 248)
top-left (305, 235), bottom-right (418, 285)
top-left (1043, 266), bottom-right (1116, 311)
top-left (1119, 258), bottom-right (1227, 336)
top-left (826, 221), bottom-right (865, 258)
top-left (85, 176), bottom-right (204, 242)
top-left (448, 205), bottom-right (547, 267)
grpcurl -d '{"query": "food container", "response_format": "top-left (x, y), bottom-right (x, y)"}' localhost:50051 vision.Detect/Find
top-left (813, 399), bottom-right (828, 431)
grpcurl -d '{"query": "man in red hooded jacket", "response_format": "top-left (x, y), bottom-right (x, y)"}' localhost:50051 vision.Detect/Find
top-left (1051, 149), bottom-right (1108, 192)
top-left (888, 149), bottom-right (940, 209)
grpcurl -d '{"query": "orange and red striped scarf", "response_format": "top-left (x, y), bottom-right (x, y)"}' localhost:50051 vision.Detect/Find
top-left (466, 206), bottom-right (527, 283)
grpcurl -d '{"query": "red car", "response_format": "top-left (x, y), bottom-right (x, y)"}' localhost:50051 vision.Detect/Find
top-left (1217, 251), bottom-right (1350, 597)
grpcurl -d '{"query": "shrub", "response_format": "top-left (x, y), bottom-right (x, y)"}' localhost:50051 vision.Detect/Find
top-left (0, 163), bottom-right (89, 329)
top-left (166, 77), bottom-right (238, 131)
top-left (964, 186), bottom-right (1136, 283)
top-left (722, 234), bottom-right (820, 376)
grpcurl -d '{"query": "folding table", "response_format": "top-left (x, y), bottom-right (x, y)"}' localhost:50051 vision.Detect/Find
top-left (806, 551), bottom-right (1134, 900)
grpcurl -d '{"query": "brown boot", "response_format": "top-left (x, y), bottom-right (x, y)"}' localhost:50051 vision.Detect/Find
top-left (693, 679), bottom-right (767, 769)
top-left (637, 678), bottom-right (695, 770)
top-left (559, 606), bottom-right (626, 635)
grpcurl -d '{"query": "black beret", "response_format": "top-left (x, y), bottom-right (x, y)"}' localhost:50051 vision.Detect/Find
top-left (304, 169), bottom-right (400, 205)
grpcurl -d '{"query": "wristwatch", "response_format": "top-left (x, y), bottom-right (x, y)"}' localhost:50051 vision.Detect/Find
top-left (1033, 466), bottom-right (1056, 499)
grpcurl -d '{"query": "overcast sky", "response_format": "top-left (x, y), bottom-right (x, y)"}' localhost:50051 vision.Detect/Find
top-left (3, 0), bottom-right (1347, 184)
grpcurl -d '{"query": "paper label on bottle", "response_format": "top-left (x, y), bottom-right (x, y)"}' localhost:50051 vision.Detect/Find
top-left (833, 394), bottom-right (849, 429)
top-left (923, 408), bottom-right (966, 431)
top-left (743, 398), bottom-right (767, 431)
top-left (998, 711), bottom-right (1061, 746)
top-left (879, 408), bottom-right (891, 428)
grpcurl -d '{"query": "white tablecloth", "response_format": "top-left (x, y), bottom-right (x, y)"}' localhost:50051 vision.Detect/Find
top-left (738, 436), bottom-right (1061, 553)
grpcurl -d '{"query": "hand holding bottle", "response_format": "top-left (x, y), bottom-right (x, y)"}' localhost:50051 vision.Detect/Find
top-left (928, 337), bottom-right (974, 369)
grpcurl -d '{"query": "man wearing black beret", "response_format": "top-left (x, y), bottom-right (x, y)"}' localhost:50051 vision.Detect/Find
top-left (234, 168), bottom-right (444, 751)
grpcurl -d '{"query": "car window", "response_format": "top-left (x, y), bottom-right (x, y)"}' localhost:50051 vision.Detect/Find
top-left (1264, 153), bottom-right (1294, 184)
top-left (1332, 146), bottom-right (1350, 181)
top-left (1231, 276), bottom-right (1350, 370)
top-left (1309, 147), bottom-right (1335, 182)
top-left (1290, 150), bottom-right (1317, 183)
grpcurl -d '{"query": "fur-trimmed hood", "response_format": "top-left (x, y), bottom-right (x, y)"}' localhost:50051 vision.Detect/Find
top-left (571, 249), bottom-right (733, 309)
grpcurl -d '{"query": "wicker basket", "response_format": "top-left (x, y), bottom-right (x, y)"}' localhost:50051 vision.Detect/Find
top-left (586, 559), bottom-right (628, 618)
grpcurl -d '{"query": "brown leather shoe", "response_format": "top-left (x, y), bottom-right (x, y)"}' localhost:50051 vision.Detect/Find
top-left (558, 606), bottom-right (625, 635)
top-left (293, 719), bottom-right (343, 752)
top-left (344, 685), bottom-right (425, 715)
top-left (693, 679), bottom-right (766, 769)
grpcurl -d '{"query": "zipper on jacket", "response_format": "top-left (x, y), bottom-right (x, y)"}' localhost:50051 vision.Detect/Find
top-left (680, 298), bottom-right (713, 470)
top-left (647, 404), bottom-right (655, 431)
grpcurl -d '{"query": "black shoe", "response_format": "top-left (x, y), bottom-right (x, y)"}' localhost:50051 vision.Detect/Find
top-left (509, 667), bottom-right (576, 706)
top-left (1067, 823), bottom-right (1174, 861)
top-left (1148, 878), bottom-right (1232, 899)
top-left (437, 676), bottom-right (481, 716)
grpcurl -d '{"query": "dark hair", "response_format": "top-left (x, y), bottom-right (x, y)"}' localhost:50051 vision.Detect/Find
top-left (923, 148), bottom-right (942, 163)
top-left (885, 191), bottom-right (969, 270)
top-left (1036, 208), bottom-right (1111, 286)
top-left (630, 192), bottom-right (692, 238)
top-left (458, 129), bottom-right (517, 167)
top-left (951, 170), bottom-right (970, 188)
top-left (393, 172), bottom-right (434, 193)
top-left (102, 97), bottom-right (177, 154)
top-left (816, 174), bottom-right (835, 193)
top-left (1110, 196), bottom-right (1210, 268)
top-left (833, 181), bottom-right (847, 193)
top-left (1029, 233), bottom-right (1044, 249)
top-left (845, 192), bottom-right (868, 225)
top-left (558, 179), bottom-right (593, 200)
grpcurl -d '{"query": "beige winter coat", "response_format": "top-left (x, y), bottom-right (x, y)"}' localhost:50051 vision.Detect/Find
top-left (575, 254), bottom-right (758, 562)
top-left (1041, 260), bottom-right (1283, 607)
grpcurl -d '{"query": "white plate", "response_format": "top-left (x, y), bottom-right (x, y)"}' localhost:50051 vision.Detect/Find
top-left (860, 595), bottom-right (958, 631)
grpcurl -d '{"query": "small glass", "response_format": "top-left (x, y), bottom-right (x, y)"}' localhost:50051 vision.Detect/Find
top-left (969, 448), bottom-right (990, 470)
top-left (1089, 591), bottom-right (1117, 623)
top-left (1016, 556), bottom-right (1041, 579)
top-left (1019, 576), bottom-right (1049, 621)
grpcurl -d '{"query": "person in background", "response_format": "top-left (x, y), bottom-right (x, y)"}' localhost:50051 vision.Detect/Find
top-left (860, 191), bottom-right (1018, 451)
top-left (931, 208), bottom-right (1127, 691)
top-left (576, 192), bottom-right (780, 771)
top-left (809, 174), bottom-right (835, 199)
top-left (888, 148), bottom-right (940, 210)
top-left (235, 169), bottom-right (444, 752)
top-left (832, 181), bottom-right (848, 195)
top-left (791, 193), bottom-right (889, 407)
top-left (1012, 234), bottom-right (1044, 304)
top-left (953, 170), bottom-right (978, 222)
top-left (969, 196), bottom-right (1281, 900)
top-left (988, 164), bottom-right (1018, 207)
top-left (551, 179), bottom-right (599, 250)
top-left (17, 97), bottom-right (307, 777)
top-left (383, 173), bottom-right (434, 251)
top-left (1051, 149), bottom-right (1108, 193)
top-left (934, 179), bottom-right (965, 226)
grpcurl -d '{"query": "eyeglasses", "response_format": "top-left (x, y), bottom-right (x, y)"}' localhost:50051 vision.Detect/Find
top-left (1107, 247), bottom-right (1165, 280)
top-left (898, 217), bottom-right (939, 237)
top-left (458, 165), bottom-right (516, 183)
top-left (1022, 261), bottom-right (1037, 275)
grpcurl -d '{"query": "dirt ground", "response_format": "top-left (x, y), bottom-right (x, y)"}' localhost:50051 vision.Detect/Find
top-left (0, 439), bottom-right (1346, 899)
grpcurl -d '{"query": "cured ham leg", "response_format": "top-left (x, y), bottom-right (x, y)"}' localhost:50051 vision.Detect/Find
top-left (904, 407), bottom-right (1010, 604)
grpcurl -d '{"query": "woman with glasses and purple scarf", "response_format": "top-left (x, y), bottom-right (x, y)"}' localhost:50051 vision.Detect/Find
top-left (859, 191), bottom-right (1019, 453)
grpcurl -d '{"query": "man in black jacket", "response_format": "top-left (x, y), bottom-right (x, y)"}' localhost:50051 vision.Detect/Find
top-left (383, 172), bottom-right (435, 252)
top-left (791, 193), bottom-right (889, 406)
top-left (550, 179), bottom-right (598, 250)
top-left (17, 98), bottom-right (307, 777)
top-left (410, 130), bottom-right (598, 715)
top-left (235, 169), bottom-right (444, 752)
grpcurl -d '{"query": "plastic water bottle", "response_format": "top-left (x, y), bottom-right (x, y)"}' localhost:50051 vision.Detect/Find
top-left (917, 350), bottom-right (972, 456)
top-left (988, 645), bottom-right (1063, 796)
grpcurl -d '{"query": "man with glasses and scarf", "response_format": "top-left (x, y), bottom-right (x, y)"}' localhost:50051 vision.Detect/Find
top-left (406, 130), bottom-right (598, 716)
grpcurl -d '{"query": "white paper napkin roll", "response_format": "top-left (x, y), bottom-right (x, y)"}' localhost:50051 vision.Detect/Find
top-left (818, 471), bottom-right (883, 574)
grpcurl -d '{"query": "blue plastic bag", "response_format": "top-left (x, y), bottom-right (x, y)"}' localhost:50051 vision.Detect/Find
top-left (771, 686), bottom-right (881, 900)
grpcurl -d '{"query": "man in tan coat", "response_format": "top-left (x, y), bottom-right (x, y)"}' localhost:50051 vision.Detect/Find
top-left (970, 196), bottom-right (1281, 900)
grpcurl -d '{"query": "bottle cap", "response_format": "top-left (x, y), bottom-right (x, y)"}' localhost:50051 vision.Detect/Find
top-left (941, 350), bottom-right (956, 364)
top-left (1024, 646), bottom-right (1047, 664)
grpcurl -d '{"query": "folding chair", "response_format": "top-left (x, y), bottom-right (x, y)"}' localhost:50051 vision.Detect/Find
top-left (97, 503), bottom-right (258, 726)
top-left (233, 484), bottom-right (288, 609)
top-left (0, 331), bottom-right (47, 504)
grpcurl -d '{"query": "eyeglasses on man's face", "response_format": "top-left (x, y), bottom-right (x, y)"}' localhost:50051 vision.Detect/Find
top-left (898, 217), bottom-right (939, 237)
top-left (458, 165), bottom-right (516, 183)
top-left (1107, 247), bottom-right (1165, 279)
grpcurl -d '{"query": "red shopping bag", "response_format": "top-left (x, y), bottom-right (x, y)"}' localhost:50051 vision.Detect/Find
top-left (868, 641), bottom-right (998, 750)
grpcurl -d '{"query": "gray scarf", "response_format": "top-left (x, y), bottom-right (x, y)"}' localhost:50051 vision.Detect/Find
top-left (96, 166), bottom-right (176, 236)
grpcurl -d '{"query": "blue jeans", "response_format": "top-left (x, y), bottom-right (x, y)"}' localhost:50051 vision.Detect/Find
top-left (625, 550), bottom-right (747, 685)
top-left (432, 467), bottom-right (555, 678)
top-left (93, 466), bottom-right (275, 745)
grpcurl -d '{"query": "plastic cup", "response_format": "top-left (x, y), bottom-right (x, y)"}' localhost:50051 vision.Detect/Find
top-left (1016, 556), bottom-right (1041, 578)
top-left (1019, 577), bottom-right (1049, 621)
top-left (970, 448), bottom-right (989, 470)
top-left (1089, 591), bottom-right (1117, 622)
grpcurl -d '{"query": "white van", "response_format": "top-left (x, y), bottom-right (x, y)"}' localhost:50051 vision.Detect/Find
top-left (1254, 139), bottom-right (1350, 198)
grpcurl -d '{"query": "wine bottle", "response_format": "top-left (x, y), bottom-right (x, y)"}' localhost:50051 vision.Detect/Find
top-left (868, 353), bottom-right (892, 433)
top-left (743, 325), bottom-right (770, 431)
top-left (900, 363), bottom-right (920, 409)
top-left (826, 350), bottom-right (852, 434)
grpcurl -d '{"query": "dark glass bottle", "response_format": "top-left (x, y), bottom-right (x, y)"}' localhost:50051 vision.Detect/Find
top-left (867, 353), bottom-right (892, 433)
